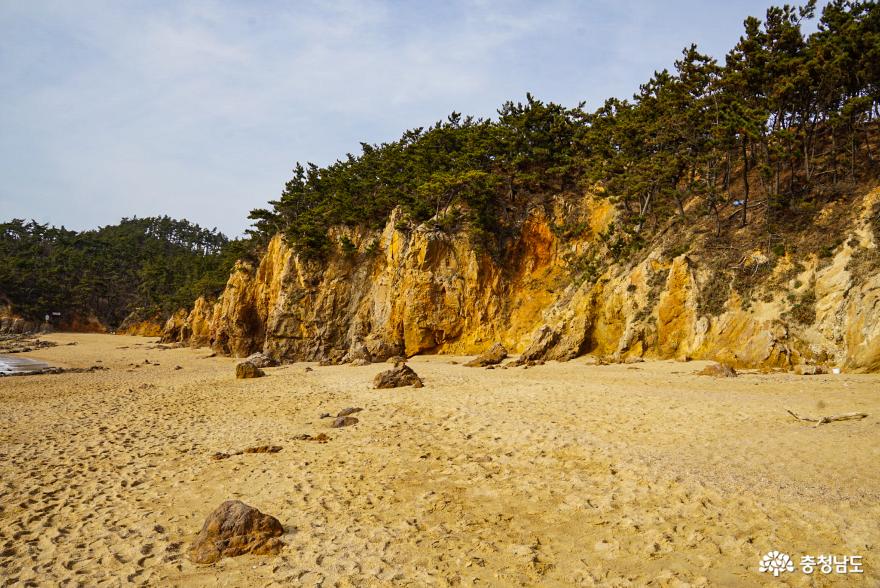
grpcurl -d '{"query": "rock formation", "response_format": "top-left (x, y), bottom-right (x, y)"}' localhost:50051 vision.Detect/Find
top-left (374, 364), bottom-right (424, 389)
top-left (188, 500), bottom-right (284, 564)
top-left (337, 407), bottom-right (363, 417)
top-left (464, 342), bottom-right (508, 367)
top-left (244, 352), bottom-right (277, 368)
top-left (330, 416), bottom-right (359, 428)
top-left (696, 363), bottom-right (738, 378)
top-left (163, 188), bottom-right (880, 372)
top-left (235, 362), bottom-right (264, 379)
top-left (117, 308), bottom-right (165, 336)
top-left (0, 303), bottom-right (49, 335)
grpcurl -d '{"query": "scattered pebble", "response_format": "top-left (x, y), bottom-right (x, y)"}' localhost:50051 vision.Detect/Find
top-left (331, 416), bottom-right (359, 428)
top-left (210, 445), bottom-right (282, 460)
top-left (293, 433), bottom-right (330, 443)
top-left (243, 445), bottom-right (282, 454)
top-left (337, 407), bottom-right (363, 417)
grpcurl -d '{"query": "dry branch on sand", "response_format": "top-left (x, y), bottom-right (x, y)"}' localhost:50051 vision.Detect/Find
top-left (786, 409), bottom-right (869, 427)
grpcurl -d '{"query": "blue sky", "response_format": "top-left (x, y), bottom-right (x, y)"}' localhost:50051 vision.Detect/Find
top-left (1, 1), bottom-right (816, 237)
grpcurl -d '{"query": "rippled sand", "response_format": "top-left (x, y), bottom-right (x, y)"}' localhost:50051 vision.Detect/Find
top-left (1, 333), bottom-right (877, 586)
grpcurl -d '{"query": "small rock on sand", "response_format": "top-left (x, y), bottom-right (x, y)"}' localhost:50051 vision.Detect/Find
top-left (373, 364), bottom-right (423, 389)
top-left (243, 445), bottom-right (282, 454)
top-left (696, 363), bottom-right (737, 378)
top-left (465, 342), bottom-right (508, 367)
top-left (294, 433), bottom-right (330, 442)
top-left (331, 416), bottom-right (359, 428)
top-left (188, 500), bottom-right (284, 564)
top-left (337, 407), bottom-right (363, 417)
top-left (211, 445), bottom-right (282, 459)
top-left (236, 362), bottom-right (265, 379)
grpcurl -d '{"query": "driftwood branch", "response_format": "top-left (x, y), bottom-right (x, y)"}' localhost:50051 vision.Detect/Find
top-left (786, 409), bottom-right (869, 427)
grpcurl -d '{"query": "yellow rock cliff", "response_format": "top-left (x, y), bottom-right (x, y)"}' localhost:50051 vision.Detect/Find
top-left (163, 189), bottom-right (880, 371)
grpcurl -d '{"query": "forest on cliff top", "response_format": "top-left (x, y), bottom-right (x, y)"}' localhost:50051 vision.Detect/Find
top-left (248, 0), bottom-right (878, 264)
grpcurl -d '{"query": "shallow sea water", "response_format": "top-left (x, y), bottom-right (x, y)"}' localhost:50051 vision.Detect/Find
top-left (0, 354), bottom-right (50, 374)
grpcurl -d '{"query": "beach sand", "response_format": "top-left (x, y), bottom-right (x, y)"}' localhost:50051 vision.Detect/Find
top-left (1, 333), bottom-right (878, 586)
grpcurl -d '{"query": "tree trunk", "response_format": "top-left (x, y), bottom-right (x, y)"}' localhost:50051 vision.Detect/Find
top-left (741, 139), bottom-right (750, 227)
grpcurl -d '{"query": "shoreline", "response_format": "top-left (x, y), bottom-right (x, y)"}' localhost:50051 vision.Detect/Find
top-left (0, 354), bottom-right (50, 375)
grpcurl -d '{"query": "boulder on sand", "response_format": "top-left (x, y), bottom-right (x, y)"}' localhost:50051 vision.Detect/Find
top-left (188, 500), bottom-right (284, 564)
top-left (793, 364), bottom-right (829, 375)
top-left (236, 362), bottom-right (265, 379)
top-left (373, 364), bottom-right (423, 389)
top-left (464, 343), bottom-right (508, 367)
top-left (696, 363), bottom-right (737, 378)
top-left (330, 416), bottom-right (359, 428)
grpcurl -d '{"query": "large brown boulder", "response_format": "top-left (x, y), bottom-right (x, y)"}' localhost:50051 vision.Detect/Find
top-left (188, 500), bottom-right (284, 564)
top-left (465, 343), bottom-right (508, 367)
top-left (373, 364), bottom-right (423, 388)
top-left (236, 362), bottom-right (265, 379)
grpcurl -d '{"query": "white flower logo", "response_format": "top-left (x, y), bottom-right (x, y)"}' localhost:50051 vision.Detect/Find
top-left (759, 551), bottom-right (795, 576)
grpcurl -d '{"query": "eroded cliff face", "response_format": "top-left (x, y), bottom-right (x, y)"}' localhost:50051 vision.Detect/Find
top-left (163, 203), bottom-right (575, 360)
top-left (164, 188), bottom-right (880, 371)
top-left (522, 188), bottom-right (880, 371)
top-left (0, 303), bottom-right (105, 335)
top-left (0, 304), bottom-right (41, 335)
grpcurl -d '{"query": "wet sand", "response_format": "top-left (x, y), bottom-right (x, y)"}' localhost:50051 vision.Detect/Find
top-left (0, 355), bottom-right (50, 375)
top-left (0, 333), bottom-right (877, 586)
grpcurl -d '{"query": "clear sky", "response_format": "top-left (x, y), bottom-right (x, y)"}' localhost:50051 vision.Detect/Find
top-left (1, 1), bottom-right (818, 237)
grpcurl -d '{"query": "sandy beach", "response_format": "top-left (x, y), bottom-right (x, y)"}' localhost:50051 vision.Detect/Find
top-left (0, 333), bottom-right (877, 586)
